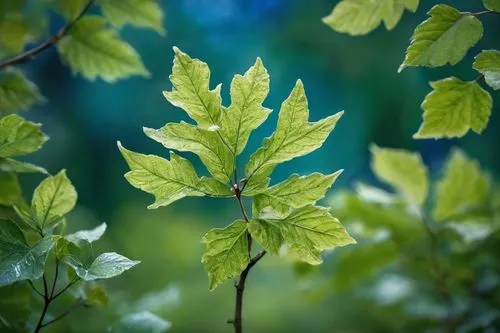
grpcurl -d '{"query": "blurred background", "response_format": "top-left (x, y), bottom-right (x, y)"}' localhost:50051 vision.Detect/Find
top-left (12, 0), bottom-right (500, 332)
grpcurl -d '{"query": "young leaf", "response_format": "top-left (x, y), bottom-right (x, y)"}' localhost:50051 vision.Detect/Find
top-left (370, 145), bottom-right (428, 207)
top-left (163, 47), bottom-right (223, 130)
top-left (0, 69), bottom-right (45, 115)
top-left (0, 158), bottom-right (47, 174)
top-left (322, 0), bottom-right (419, 36)
top-left (414, 77), bottom-right (492, 139)
top-left (114, 311), bottom-right (172, 333)
top-left (52, 0), bottom-right (89, 20)
top-left (249, 205), bottom-right (355, 265)
top-left (433, 149), bottom-right (489, 222)
top-left (483, 0), bottom-right (500, 12)
top-left (473, 50), bottom-right (500, 90)
top-left (118, 142), bottom-right (232, 209)
top-left (0, 221), bottom-right (56, 286)
top-left (84, 283), bottom-right (109, 307)
top-left (57, 16), bottom-right (150, 83)
top-left (66, 222), bottom-right (107, 244)
top-left (144, 122), bottom-right (234, 184)
top-left (245, 81), bottom-right (343, 192)
top-left (220, 57), bottom-right (271, 155)
top-left (253, 171), bottom-right (343, 218)
top-left (201, 220), bottom-right (249, 291)
top-left (67, 252), bottom-right (140, 281)
top-left (0, 114), bottom-right (47, 158)
top-left (0, 172), bottom-right (21, 206)
top-left (100, 0), bottom-right (165, 35)
top-left (31, 170), bottom-right (77, 230)
top-left (0, 15), bottom-right (31, 57)
top-left (399, 5), bottom-right (483, 72)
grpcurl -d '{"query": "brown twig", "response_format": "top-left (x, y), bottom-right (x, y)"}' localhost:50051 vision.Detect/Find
top-left (0, 0), bottom-right (95, 70)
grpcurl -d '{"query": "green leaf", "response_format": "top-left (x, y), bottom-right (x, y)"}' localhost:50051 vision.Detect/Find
top-left (322, 0), bottom-right (419, 36)
top-left (0, 282), bottom-right (32, 329)
top-left (433, 149), bottom-right (489, 222)
top-left (163, 47), bottom-right (223, 129)
top-left (473, 50), bottom-right (500, 90)
top-left (0, 221), bottom-right (56, 286)
top-left (0, 172), bottom-right (21, 207)
top-left (0, 114), bottom-right (47, 158)
top-left (0, 158), bottom-right (47, 174)
top-left (68, 252), bottom-right (139, 281)
top-left (369, 145), bottom-right (428, 207)
top-left (144, 122), bottom-right (234, 184)
top-left (84, 283), bottom-right (109, 307)
top-left (0, 69), bottom-right (45, 115)
top-left (31, 170), bottom-right (77, 230)
top-left (399, 5), bottom-right (483, 71)
top-left (220, 58), bottom-right (271, 155)
top-left (57, 16), bottom-right (150, 83)
top-left (483, 0), bottom-right (500, 12)
top-left (66, 222), bottom-right (106, 244)
top-left (118, 142), bottom-right (232, 209)
top-left (253, 171), bottom-right (342, 218)
top-left (249, 205), bottom-right (355, 265)
top-left (114, 311), bottom-right (171, 333)
top-left (414, 77), bottom-right (492, 139)
top-left (100, 0), bottom-right (165, 35)
top-left (201, 220), bottom-right (249, 290)
top-left (0, 15), bottom-right (32, 57)
top-left (245, 81), bottom-right (343, 191)
top-left (52, 0), bottom-right (89, 20)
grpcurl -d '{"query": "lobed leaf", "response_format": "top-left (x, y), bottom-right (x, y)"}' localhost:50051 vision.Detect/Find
top-left (370, 145), bottom-right (428, 207)
top-left (249, 205), bottom-right (355, 265)
top-left (201, 220), bottom-right (249, 290)
top-left (399, 5), bottom-right (483, 71)
top-left (0, 69), bottom-right (45, 115)
top-left (57, 16), bottom-right (150, 83)
top-left (414, 77), bottom-right (492, 139)
top-left (473, 50), bottom-right (500, 90)
top-left (433, 149), bottom-right (489, 222)
top-left (100, 0), bottom-right (165, 35)
top-left (0, 114), bottom-right (47, 158)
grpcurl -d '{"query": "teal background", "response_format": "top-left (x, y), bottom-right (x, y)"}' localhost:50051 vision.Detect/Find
top-left (17, 0), bottom-right (500, 332)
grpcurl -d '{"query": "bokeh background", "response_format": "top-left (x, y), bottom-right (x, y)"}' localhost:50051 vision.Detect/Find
top-left (16, 0), bottom-right (500, 332)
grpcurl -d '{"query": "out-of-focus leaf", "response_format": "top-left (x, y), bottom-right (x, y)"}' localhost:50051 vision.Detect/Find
top-left (473, 50), bottom-right (500, 90)
top-left (84, 283), bottom-right (109, 307)
top-left (100, 0), bottom-right (165, 35)
top-left (114, 311), bottom-right (171, 333)
top-left (0, 69), bottom-right (45, 115)
top-left (0, 282), bottom-right (31, 329)
top-left (66, 222), bottom-right (106, 243)
top-left (0, 158), bottom-right (47, 174)
top-left (483, 0), bottom-right (500, 12)
top-left (0, 172), bottom-right (21, 206)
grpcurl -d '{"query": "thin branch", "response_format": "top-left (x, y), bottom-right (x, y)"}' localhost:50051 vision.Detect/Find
top-left (50, 259), bottom-right (60, 298)
top-left (40, 298), bottom-right (85, 329)
top-left (28, 280), bottom-right (44, 298)
top-left (0, 0), bottom-right (95, 70)
top-left (474, 74), bottom-right (485, 82)
top-left (234, 188), bottom-right (250, 223)
top-left (52, 278), bottom-right (79, 300)
top-left (34, 274), bottom-right (50, 333)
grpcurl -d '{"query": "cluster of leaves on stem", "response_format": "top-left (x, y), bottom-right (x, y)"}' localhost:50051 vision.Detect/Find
top-left (119, 47), bottom-right (356, 295)
top-left (307, 146), bottom-right (500, 331)
top-left (323, 0), bottom-right (499, 139)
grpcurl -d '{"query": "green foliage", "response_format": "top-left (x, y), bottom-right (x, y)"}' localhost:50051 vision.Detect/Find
top-left (66, 252), bottom-right (139, 281)
top-left (119, 48), bottom-right (353, 290)
top-left (0, 68), bottom-right (45, 115)
top-left (323, 0), bottom-right (419, 36)
top-left (0, 114), bottom-right (47, 158)
top-left (114, 311), bottom-right (172, 333)
top-left (473, 50), bottom-right (500, 90)
top-left (483, 0), bottom-right (500, 12)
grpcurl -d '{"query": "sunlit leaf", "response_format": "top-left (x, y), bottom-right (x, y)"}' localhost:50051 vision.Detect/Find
top-left (100, 0), bottom-right (165, 35)
top-left (0, 115), bottom-right (47, 158)
top-left (483, 0), bottom-right (500, 12)
top-left (66, 222), bottom-right (106, 244)
top-left (473, 49), bottom-right (500, 90)
top-left (0, 158), bottom-right (47, 174)
top-left (0, 69), bottom-right (45, 115)
top-left (84, 283), bottom-right (109, 307)
top-left (0, 282), bottom-right (31, 329)
top-left (67, 252), bottom-right (139, 281)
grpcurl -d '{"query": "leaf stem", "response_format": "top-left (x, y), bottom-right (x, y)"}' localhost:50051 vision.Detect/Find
top-left (0, 0), bottom-right (95, 70)
top-left (40, 298), bottom-right (85, 329)
top-left (28, 280), bottom-right (44, 298)
top-left (50, 259), bottom-right (60, 298)
top-left (465, 10), bottom-right (499, 16)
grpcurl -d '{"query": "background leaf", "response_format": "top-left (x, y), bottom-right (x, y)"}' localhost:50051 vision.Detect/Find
top-left (473, 50), bottom-right (500, 90)
top-left (100, 0), bottom-right (165, 35)
top-left (0, 69), bottom-right (45, 115)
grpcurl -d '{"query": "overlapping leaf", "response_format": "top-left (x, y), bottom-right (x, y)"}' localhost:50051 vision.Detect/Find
top-left (100, 0), bottom-right (165, 35)
top-left (249, 205), bottom-right (355, 265)
top-left (66, 251), bottom-right (140, 281)
top-left (370, 145), bottom-right (428, 206)
top-left (414, 77), bottom-right (492, 139)
top-left (399, 5), bottom-right (483, 71)
top-left (473, 50), bottom-right (500, 90)
top-left (0, 69), bottom-right (45, 115)
top-left (57, 16), bottom-right (150, 82)
top-left (0, 172), bottom-right (21, 207)
top-left (323, 0), bottom-right (419, 36)
top-left (0, 114), bottom-right (47, 158)
top-left (202, 220), bottom-right (249, 290)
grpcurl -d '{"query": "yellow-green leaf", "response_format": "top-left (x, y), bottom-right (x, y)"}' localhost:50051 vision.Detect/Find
top-left (52, 0), bottom-right (89, 20)
top-left (0, 69), bottom-right (45, 115)
top-left (414, 77), bottom-right (492, 139)
top-left (0, 114), bottom-right (47, 158)
top-left (201, 220), bottom-right (249, 290)
top-left (100, 0), bottom-right (165, 35)
top-left (57, 16), bottom-right (150, 83)
top-left (0, 172), bottom-right (21, 206)
top-left (473, 50), bottom-right (500, 90)
top-left (399, 5), bottom-right (483, 72)
top-left (370, 145), bottom-right (428, 207)
top-left (483, 0), bottom-right (500, 12)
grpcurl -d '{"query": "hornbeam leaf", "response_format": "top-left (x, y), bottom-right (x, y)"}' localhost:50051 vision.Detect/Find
top-left (31, 170), bottom-right (77, 230)
top-left (399, 5), bottom-right (483, 71)
top-left (57, 16), bottom-right (150, 83)
top-left (433, 149), bottom-right (489, 222)
top-left (220, 57), bottom-right (271, 155)
top-left (118, 142), bottom-right (232, 209)
top-left (163, 47), bottom-right (223, 130)
top-left (0, 221), bottom-right (56, 286)
top-left (473, 50), bottom-right (500, 90)
top-left (253, 171), bottom-right (343, 218)
top-left (144, 122), bottom-right (234, 184)
top-left (0, 69), bottom-right (45, 115)
top-left (414, 77), bottom-right (492, 139)
top-left (100, 0), bottom-right (165, 35)
top-left (249, 205), bottom-right (355, 265)
top-left (201, 220), bottom-right (249, 290)
top-left (0, 114), bottom-right (47, 158)
top-left (322, 0), bottom-right (419, 36)
top-left (245, 80), bottom-right (342, 191)
top-left (370, 145), bottom-right (428, 206)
